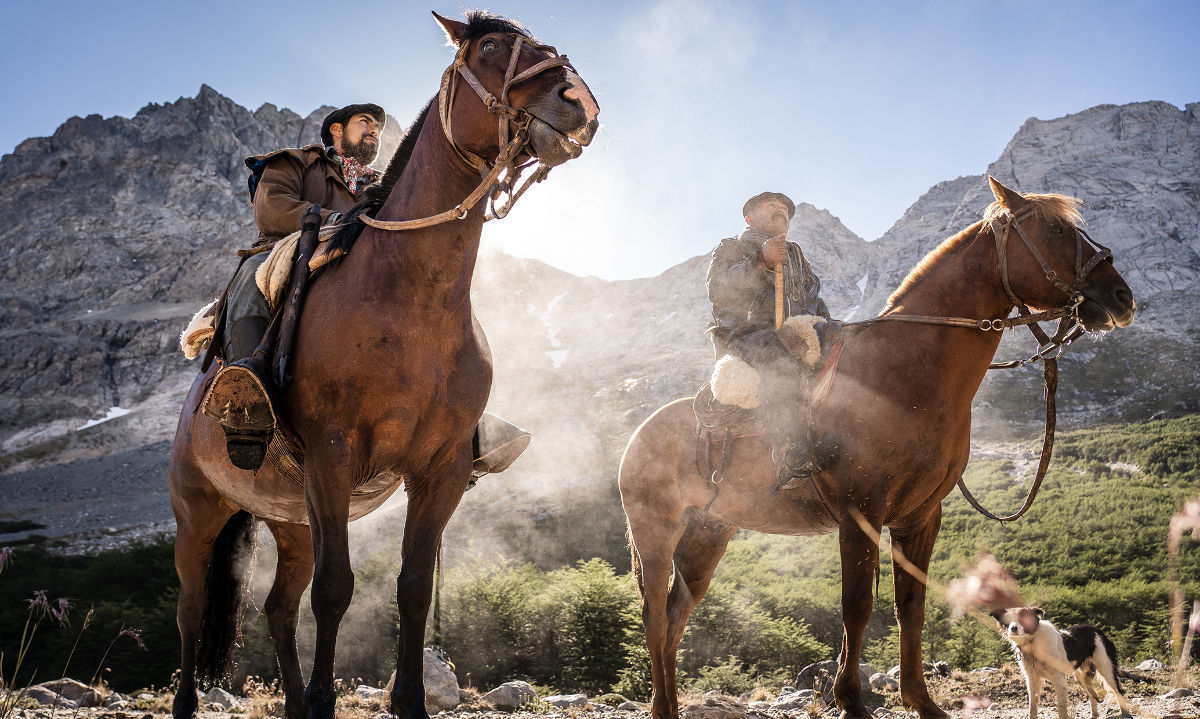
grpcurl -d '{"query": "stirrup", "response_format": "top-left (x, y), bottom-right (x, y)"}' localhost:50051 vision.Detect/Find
top-left (773, 435), bottom-right (840, 494)
top-left (469, 412), bottom-right (532, 484)
top-left (223, 429), bottom-right (270, 472)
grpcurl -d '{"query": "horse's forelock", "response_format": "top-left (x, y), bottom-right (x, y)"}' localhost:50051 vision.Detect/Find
top-left (982, 192), bottom-right (1087, 228)
top-left (458, 10), bottom-right (534, 44)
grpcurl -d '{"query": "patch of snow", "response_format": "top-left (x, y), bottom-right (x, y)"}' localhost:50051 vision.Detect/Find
top-left (541, 293), bottom-right (566, 348)
top-left (842, 273), bottom-right (870, 319)
top-left (547, 350), bottom-right (569, 368)
top-left (77, 407), bottom-right (130, 431)
top-left (1108, 461), bottom-right (1141, 474)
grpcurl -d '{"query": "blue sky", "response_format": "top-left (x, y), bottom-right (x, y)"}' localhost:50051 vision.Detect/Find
top-left (2, 0), bottom-right (1197, 279)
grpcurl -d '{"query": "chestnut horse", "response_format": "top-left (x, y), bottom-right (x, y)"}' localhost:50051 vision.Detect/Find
top-left (618, 178), bottom-right (1135, 719)
top-left (169, 12), bottom-right (598, 719)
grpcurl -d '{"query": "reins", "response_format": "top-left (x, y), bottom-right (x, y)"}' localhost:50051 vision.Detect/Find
top-left (359, 32), bottom-right (571, 233)
top-left (838, 209), bottom-right (1114, 521)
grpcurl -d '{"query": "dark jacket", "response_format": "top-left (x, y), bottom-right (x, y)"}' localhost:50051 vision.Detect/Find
top-left (244, 145), bottom-right (366, 244)
top-left (707, 234), bottom-right (829, 345)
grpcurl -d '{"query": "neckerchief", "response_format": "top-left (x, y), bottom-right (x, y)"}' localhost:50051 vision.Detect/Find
top-left (336, 154), bottom-right (379, 193)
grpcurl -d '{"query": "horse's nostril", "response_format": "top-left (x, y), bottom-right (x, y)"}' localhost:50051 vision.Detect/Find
top-left (1114, 287), bottom-right (1133, 308)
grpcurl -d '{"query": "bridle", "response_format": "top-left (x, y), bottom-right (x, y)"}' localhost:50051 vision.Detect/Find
top-left (360, 33), bottom-right (575, 232)
top-left (843, 208), bottom-right (1118, 521)
top-left (849, 207), bottom-right (1116, 368)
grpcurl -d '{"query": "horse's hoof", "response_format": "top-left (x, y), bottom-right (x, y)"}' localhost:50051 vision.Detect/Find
top-left (171, 690), bottom-right (198, 719)
top-left (305, 686), bottom-right (336, 719)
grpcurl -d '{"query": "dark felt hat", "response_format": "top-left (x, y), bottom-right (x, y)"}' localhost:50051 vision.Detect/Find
top-left (321, 103), bottom-right (386, 147)
top-left (742, 191), bottom-right (796, 219)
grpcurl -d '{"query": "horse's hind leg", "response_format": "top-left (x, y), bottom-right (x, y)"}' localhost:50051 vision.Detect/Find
top-left (391, 462), bottom-right (470, 719)
top-left (664, 516), bottom-right (736, 708)
top-left (170, 481), bottom-right (236, 719)
top-left (890, 511), bottom-right (949, 719)
top-left (264, 520), bottom-right (315, 719)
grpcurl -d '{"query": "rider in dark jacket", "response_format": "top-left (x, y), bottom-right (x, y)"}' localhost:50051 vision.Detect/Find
top-left (705, 191), bottom-right (836, 489)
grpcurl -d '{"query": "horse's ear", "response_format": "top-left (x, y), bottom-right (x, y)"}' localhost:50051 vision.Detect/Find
top-left (432, 11), bottom-right (468, 45)
top-left (988, 176), bottom-right (1028, 211)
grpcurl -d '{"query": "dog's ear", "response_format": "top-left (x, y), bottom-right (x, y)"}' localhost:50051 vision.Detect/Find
top-left (989, 609), bottom-right (1007, 625)
top-left (1033, 607), bottom-right (1045, 617)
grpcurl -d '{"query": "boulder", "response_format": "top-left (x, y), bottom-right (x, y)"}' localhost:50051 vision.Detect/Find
top-left (1136, 658), bottom-right (1164, 671)
top-left (483, 680), bottom-right (538, 711)
top-left (869, 673), bottom-right (898, 691)
top-left (931, 661), bottom-right (950, 677)
top-left (545, 694), bottom-right (589, 708)
top-left (201, 687), bottom-right (240, 709)
top-left (384, 648), bottom-right (460, 711)
top-left (40, 678), bottom-right (103, 707)
top-left (1158, 687), bottom-right (1194, 699)
top-left (618, 701), bottom-right (641, 711)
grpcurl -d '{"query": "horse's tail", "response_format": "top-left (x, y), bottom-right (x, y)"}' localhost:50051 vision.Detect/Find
top-left (627, 523), bottom-right (645, 599)
top-left (196, 510), bottom-right (258, 688)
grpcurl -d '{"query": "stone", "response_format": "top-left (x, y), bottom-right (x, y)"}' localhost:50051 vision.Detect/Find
top-left (869, 673), bottom-right (899, 691)
top-left (355, 685), bottom-right (387, 701)
top-left (103, 692), bottom-right (127, 707)
top-left (769, 690), bottom-right (818, 711)
top-left (887, 665), bottom-right (900, 677)
top-left (618, 701), bottom-right (640, 711)
top-left (1136, 658), bottom-right (1164, 671)
top-left (383, 648), bottom-right (460, 712)
top-left (681, 696), bottom-right (752, 719)
top-left (1158, 687), bottom-right (1194, 699)
top-left (201, 687), bottom-right (240, 709)
top-left (545, 694), bottom-right (589, 708)
top-left (931, 661), bottom-right (950, 677)
top-left (422, 648), bottom-right (461, 711)
top-left (24, 686), bottom-right (73, 708)
top-left (39, 678), bottom-right (103, 707)
top-left (482, 680), bottom-right (538, 711)
top-left (795, 660), bottom-right (873, 691)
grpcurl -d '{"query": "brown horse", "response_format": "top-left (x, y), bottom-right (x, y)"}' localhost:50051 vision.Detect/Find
top-left (618, 178), bottom-right (1135, 719)
top-left (169, 11), bottom-right (598, 719)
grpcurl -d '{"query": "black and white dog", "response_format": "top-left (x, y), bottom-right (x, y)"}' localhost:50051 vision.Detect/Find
top-left (992, 607), bottom-right (1135, 719)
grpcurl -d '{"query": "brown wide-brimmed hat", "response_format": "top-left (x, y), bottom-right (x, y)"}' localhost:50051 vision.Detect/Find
top-left (742, 191), bottom-right (796, 219)
top-left (320, 103), bottom-right (386, 147)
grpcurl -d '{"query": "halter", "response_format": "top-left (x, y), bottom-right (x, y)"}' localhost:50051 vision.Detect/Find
top-left (360, 33), bottom-right (574, 232)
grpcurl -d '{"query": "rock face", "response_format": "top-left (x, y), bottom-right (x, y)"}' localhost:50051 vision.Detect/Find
top-left (0, 89), bottom-right (1197, 549)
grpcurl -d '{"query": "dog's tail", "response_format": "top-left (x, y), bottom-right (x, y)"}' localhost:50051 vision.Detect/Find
top-left (1096, 630), bottom-right (1125, 695)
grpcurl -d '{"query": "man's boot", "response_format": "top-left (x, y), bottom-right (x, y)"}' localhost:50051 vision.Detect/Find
top-left (201, 316), bottom-right (276, 471)
top-left (468, 412), bottom-right (532, 486)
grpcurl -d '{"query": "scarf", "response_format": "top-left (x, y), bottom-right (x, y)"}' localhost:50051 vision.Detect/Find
top-left (337, 154), bottom-right (379, 193)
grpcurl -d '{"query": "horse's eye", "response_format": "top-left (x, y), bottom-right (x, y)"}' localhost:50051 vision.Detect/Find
top-left (481, 39), bottom-right (500, 54)
top-left (1049, 225), bottom-right (1064, 235)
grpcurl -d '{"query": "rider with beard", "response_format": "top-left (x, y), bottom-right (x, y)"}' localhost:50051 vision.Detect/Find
top-left (205, 103), bottom-right (385, 470)
top-left (706, 191), bottom-right (836, 489)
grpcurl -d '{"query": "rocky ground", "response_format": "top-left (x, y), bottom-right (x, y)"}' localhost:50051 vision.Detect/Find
top-left (7, 664), bottom-right (1200, 719)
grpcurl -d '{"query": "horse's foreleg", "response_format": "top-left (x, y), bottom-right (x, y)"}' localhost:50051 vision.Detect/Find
top-left (664, 518), bottom-right (736, 714)
top-left (265, 521), bottom-right (315, 719)
top-left (391, 465), bottom-right (469, 719)
top-left (891, 511), bottom-right (949, 719)
top-left (303, 459), bottom-right (355, 719)
top-left (835, 508), bottom-right (882, 719)
top-left (170, 484), bottom-right (235, 719)
top-left (627, 513), bottom-right (687, 719)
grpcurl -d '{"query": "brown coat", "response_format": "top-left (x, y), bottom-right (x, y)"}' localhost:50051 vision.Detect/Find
top-left (245, 145), bottom-right (363, 244)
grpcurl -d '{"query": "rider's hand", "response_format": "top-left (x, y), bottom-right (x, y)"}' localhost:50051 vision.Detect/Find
top-left (759, 234), bottom-right (788, 269)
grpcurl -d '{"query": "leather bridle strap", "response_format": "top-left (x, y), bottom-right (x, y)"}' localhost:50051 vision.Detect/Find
top-left (363, 33), bottom-right (570, 233)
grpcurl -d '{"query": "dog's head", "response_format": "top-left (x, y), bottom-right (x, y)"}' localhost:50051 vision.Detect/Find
top-left (991, 606), bottom-right (1045, 647)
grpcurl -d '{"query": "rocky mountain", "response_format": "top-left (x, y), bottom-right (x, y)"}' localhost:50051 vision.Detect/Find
top-left (0, 89), bottom-right (1196, 552)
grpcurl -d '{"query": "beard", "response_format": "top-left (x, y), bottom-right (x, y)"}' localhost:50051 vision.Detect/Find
top-left (340, 135), bottom-right (378, 165)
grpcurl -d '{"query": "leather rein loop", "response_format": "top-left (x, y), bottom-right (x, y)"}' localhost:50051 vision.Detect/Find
top-left (360, 33), bottom-right (571, 233)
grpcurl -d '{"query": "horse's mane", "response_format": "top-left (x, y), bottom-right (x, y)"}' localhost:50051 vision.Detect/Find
top-left (324, 97), bottom-right (434, 259)
top-left (884, 192), bottom-right (1086, 311)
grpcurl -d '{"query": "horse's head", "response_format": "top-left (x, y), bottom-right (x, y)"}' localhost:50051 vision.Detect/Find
top-left (986, 177), bottom-right (1135, 332)
top-left (433, 11), bottom-right (599, 169)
